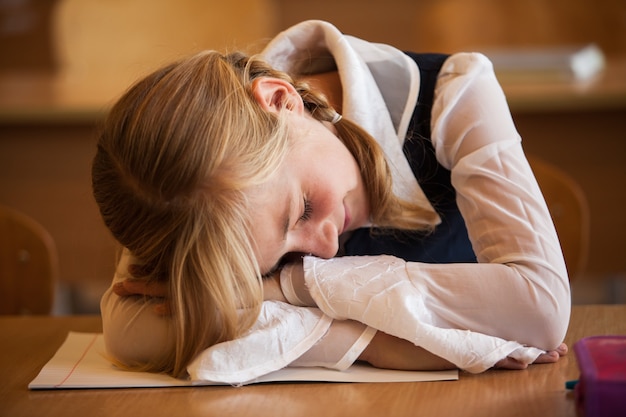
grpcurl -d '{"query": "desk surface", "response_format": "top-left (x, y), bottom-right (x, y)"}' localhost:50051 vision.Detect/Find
top-left (1, 305), bottom-right (625, 417)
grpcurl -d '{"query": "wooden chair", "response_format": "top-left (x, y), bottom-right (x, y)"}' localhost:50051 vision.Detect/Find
top-left (528, 156), bottom-right (590, 280)
top-left (0, 205), bottom-right (59, 314)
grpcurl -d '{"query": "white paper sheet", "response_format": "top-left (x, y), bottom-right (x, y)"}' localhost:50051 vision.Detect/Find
top-left (29, 332), bottom-right (458, 389)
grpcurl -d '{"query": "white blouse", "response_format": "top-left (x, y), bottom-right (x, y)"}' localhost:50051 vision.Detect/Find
top-left (100, 20), bottom-right (571, 385)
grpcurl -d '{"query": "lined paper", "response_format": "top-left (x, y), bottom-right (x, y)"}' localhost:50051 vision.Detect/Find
top-left (29, 332), bottom-right (458, 389)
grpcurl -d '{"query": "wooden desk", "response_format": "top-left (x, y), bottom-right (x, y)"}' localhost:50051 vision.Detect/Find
top-left (1, 305), bottom-right (625, 417)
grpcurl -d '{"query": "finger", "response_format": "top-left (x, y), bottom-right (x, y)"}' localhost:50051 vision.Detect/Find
top-left (556, 343), bottom-right (568, 356)
top-left (532, 343), bottom-right (568, 365)
top-left (533, 350), bottom-right (560, 364)
top-left (154, 301), bottom-right (172, 316)
top-left (112, 281), bottom-right (133, 297)
top-left (113, 281), bottom-right (172, 315)
top-left (494, 357), bottom-right (528, 370)
top-left (123, 279), bottom-right (168, 297)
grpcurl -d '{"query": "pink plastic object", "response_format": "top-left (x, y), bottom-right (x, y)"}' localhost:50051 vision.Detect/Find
top-left (573, 336), bottom-right (626, 417)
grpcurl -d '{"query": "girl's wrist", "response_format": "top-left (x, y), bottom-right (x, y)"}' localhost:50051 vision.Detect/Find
top-left (280, 261), bottom-right (316, 306)
top-left (262, 271), bottom-right (288, 303)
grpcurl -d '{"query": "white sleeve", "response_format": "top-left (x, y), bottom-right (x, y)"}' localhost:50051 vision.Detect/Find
top-left (289, 320), bottom-right (377, 371)
top-left (430, 52), bottom-right (570, 345)
top-left (100, 250), bottom-right (175, 367)
top-left (298, 53), bottom-right (570, 373)
top-left (279, 261), bottom-right (378, 370)
top-left (188, 301), bottom-right (333, 384)
top-left (279, 262), bottom-right (315, 306)
top-left (101, 251), bottom-right (373, 384)
top-left (303, 255), bottom-right (546, 373)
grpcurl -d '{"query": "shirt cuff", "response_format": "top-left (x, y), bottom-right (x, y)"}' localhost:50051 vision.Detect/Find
top-left (280, 262), bottom-right (316, 307)
top-left (289, 319), bottom-right (377, 371)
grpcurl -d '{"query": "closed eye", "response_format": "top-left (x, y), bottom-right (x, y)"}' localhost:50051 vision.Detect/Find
top-left (299, 197), bottom-right (312, 222)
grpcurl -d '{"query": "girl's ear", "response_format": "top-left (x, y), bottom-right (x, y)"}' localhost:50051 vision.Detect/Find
top-left (251, 78), bottom-right (304, 115)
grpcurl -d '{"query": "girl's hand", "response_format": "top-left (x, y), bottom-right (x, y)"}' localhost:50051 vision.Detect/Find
top-left (494, 343), bottom-right (568, 370)
top-left (112, 264), bottom-right (171, 315)
top-left (112, 279), bottom-right (171, 315)
top-left (114, 264), bottom-right (289, 314)
top-left (113, 279), bottom-right (168, 298)
top-left (360, 331), bottom-right (569, 372)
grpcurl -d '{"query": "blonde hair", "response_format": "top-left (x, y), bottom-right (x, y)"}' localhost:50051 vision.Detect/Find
top-left (92, 50), bottom-right (434, 378)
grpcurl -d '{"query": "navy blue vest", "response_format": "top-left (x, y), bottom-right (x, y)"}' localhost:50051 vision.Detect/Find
top-left (344, 53), bottom-right (477, 263)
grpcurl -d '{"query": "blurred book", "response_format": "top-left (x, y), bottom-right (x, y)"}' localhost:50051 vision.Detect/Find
top-left (486, 44), bottom-right (606, 82)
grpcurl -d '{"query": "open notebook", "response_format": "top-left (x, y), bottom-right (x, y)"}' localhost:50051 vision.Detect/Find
top-left (29, 332), bottom-right (458, 389)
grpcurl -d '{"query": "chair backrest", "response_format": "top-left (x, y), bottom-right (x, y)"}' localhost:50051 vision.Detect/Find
top-left (0, 205), bottom-right (59, 314)
top-left (528, 156), bottom-right (590, 280)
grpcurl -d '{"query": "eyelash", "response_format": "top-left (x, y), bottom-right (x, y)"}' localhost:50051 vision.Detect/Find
top-left (299, 197), bottom-right (312, 222)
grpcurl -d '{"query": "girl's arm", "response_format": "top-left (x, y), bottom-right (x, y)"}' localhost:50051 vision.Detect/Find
top-left (277, 53), bottom-right (570, 372)
top-left (279, 259), bottom-right (568, 371)
top-left (109, 257), bottom-right (567, 374)
top-left (101, 251), bottom-right (175, 369)
top-left (360, 330), bottom-right (567, 371)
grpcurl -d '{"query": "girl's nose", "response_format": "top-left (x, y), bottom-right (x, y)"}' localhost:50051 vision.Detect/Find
top-left (299, 219), bottom-right (339, 259)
